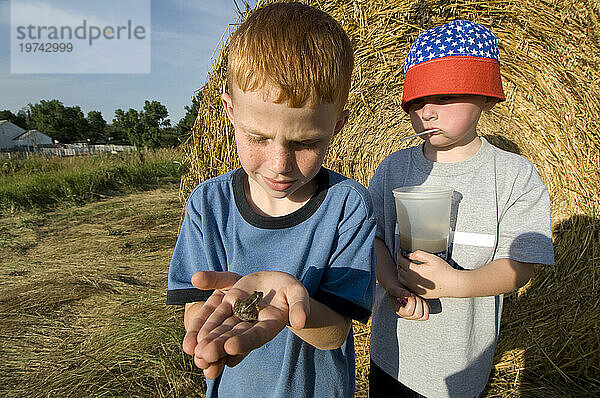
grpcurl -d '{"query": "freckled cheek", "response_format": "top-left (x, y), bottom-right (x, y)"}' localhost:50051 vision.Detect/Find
top-left (296, 149), bottom-right (326, 176)
top-left (236, 140), bottom-right (264, 170)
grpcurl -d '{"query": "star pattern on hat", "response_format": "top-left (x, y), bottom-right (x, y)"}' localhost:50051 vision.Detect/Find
top-left (404, 20), bottom-right (500, 73)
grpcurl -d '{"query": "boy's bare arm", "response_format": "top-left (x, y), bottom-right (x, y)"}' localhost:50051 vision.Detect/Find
top-left (374, 238), bottom-right (398, 291)
top-left (455, 258), bottom-right (534, 297)
top-left (287, 298), bottom-right (351, 350)
top-left (374, 237), bottom-right (430, 320)
top-left (398, 251), bottom-right (534, 298)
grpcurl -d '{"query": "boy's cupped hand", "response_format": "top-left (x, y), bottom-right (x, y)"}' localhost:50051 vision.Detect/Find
top-left (397, 250), bottom-right (460, 299)
top-left (381, 271), bottom-right (430, 321)
top-left (185, 270), bottom-right (310, 379)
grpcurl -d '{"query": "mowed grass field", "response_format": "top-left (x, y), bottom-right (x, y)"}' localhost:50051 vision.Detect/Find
top-left (0, 185), bottom-right (208, 397)
top-left (0, 151), bottom-right (207, 397)
top-left (0, 149), bottom-right (185, 215)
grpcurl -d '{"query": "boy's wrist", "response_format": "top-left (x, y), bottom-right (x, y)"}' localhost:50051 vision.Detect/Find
top-left (379, 277), bottom-right (399, 296)
top-left (453, 270), bottom-right (470, 298)
top-left (450, 269), bottom-right (469, 298)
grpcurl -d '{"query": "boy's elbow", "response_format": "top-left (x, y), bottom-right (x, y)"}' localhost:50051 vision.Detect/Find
top-left (314, 316), bottom-right (352, 350)
top-left (512, 260), bottom-right (534, 289)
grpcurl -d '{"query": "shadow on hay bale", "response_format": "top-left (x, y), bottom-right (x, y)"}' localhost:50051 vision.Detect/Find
top-left (180, 0), bottom-right (600, 395)
top-left (486, 213), bottom-right (600, 397)
top-left (486, 130), bottom-right (600, 396)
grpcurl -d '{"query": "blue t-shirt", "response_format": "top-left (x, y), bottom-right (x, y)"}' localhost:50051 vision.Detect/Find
top-left (168, 167), bottom-right (376, 398)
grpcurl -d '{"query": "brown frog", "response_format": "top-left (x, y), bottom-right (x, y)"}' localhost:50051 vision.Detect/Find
top-left (233, 291), bottom-right (263, 321)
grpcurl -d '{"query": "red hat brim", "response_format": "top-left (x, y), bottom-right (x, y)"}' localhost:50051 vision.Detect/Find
top-left (402, 56), bottom-right (505, 112)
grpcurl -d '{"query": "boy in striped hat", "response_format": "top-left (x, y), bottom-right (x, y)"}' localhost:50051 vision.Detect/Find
top-left (368, 20), bottom-right (554, 397)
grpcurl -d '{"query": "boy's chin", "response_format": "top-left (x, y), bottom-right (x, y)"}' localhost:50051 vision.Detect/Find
top-left (250, 177), bottom-right (296, 200)
top-left (247, 171), bottom-right (319, 200)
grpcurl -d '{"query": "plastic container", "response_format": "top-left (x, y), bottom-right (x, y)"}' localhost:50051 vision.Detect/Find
top-left (392, 185), bottom-right (454, 259)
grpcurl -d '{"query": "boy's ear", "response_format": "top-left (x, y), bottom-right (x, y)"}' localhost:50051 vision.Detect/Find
top-left (221, 92), bottom-right (235, 124)
top-left (483, 96), bottom-right (497, 111)
top-left (333, 109), bottom-right (350, 137)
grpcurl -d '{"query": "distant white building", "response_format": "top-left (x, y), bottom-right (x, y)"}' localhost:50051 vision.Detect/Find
top-left (0, 120), bottom-right (54, 150)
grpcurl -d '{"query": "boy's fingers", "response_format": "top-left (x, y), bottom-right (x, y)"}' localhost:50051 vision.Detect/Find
top-left (202, 359), bottom-right (227, 380)
top-left (224, 319), bottom-right (283, 355)
top-left (194, 354), bottom-right (210, 369)
top-left (399, 295), bottom-right (416, 319)
top-left (182, 330), bottom-right (198, 356)
top-left (412, 295), bottom-right (424, 319)
top-left (191, 271), bottom-right (241, 290)
top-left (188, 291), bottom-right (225, 341)
top-left (185, 291), bottom-right (226, 355)
top-left (408, 250), bottom-right (433, 264)
top-left (420, 298), bottom-right (430, 321)
top-left (198, 317), bottom-right (243, 363)
top-left (199, 317), bottom-right (258, 363)
top-left (226, 353), bottom-right (247, 368)
top-left (288, 301), bottom-right (308, 330)
top-left (285, 284), bottom-right (310, 329)
top-left (198, 300), bottom-right (235, 339)
top-left (405, 295), bottom-right (430, 321)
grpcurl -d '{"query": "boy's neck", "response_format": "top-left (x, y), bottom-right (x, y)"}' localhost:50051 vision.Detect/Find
top-left (245, 175), bottom-right (318, 217)
top-left (423, 136), bottom-right (482, 163)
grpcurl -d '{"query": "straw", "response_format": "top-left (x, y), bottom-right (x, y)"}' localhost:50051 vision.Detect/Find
top-left (400, 128), bottom-right (441, 141)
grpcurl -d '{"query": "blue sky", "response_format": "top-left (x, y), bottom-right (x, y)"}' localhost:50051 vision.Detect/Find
top-left (0, 0), bottom-right (259, 125)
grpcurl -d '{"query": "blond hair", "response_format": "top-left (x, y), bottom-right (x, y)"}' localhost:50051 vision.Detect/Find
top-left (227, 2), bottom-right (354, 111)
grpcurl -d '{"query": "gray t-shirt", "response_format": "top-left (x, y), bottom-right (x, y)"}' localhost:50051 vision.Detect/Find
top-left (369, 138), bottom-right (554, 398)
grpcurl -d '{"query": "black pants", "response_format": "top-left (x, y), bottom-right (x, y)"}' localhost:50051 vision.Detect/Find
top-left (369, 359), bottom-right (427, 398)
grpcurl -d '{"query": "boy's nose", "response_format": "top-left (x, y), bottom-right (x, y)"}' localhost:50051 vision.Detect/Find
top-left (269, 144), bottom-right (293, 174)
top-left (420, 103), bottom-right (437, 120)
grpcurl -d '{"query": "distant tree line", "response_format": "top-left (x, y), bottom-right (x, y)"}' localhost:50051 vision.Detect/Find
top-left (1, 93), bottom-right (201, 148)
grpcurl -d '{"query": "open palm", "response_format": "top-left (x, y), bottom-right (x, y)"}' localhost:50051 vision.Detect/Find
top-left (189, 270), bottom-right (310, 379)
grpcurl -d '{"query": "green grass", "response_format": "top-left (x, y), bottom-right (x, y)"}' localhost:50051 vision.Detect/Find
top-left (0, 149), bottom-right (186, 215)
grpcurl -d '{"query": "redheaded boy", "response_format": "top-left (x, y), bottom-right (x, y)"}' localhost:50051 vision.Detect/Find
top-left (167, 3), bottom-right (376, 397)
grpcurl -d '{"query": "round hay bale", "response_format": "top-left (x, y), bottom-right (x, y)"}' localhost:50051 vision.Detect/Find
top-left (181, 0), bottom-right (600, 395)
